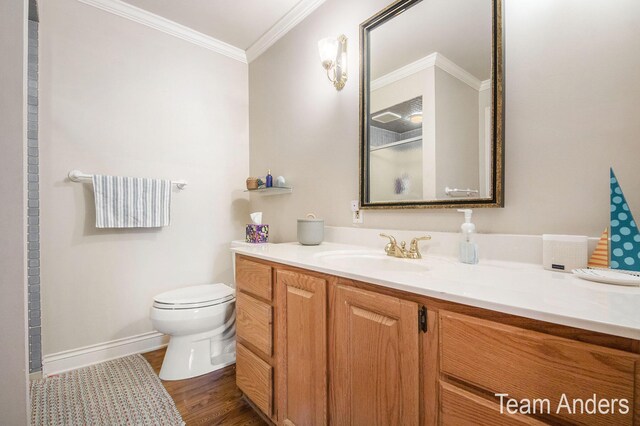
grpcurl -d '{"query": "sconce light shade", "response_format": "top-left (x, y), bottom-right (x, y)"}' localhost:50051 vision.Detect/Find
top-left (318, 37), bottom-right (339, 69)
top-left (318, 35), bottom-right (347, 90)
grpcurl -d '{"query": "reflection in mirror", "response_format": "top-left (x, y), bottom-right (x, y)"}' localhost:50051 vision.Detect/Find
top-left (370, 96), bottom-right (424, 201)
top-left (361, 0), bottom-right (503, 208)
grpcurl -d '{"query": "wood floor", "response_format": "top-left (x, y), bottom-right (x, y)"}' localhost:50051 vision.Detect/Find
top-left (142, 347), bottom-right (266, 425)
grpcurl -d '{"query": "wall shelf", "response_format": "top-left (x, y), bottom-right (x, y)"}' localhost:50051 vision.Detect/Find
top-left (370, 136), bottom-right (422, 152)
top-left (244, 186), bottom-right (293, 196)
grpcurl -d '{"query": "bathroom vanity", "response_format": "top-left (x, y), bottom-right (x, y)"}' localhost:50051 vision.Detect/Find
top-left (232, 243), bottom-right (640, 426)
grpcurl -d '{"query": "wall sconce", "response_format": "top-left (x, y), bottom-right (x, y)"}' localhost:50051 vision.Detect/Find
top-left (318, 35), bottom-right (347, 90)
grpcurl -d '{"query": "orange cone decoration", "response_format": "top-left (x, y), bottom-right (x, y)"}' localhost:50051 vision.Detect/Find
top-left (588, 228), bottom-right (609, 268)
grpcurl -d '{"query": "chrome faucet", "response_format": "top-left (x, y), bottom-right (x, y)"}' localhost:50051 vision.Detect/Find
top-left (380, 233), bottom-right (431, 259)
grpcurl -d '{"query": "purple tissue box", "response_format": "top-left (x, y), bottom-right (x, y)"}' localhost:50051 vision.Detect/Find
top-left (246, 224), bottom-right (269, 243)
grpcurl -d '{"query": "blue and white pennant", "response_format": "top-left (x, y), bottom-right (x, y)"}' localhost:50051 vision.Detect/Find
top-left (609, 168), bottom-right (640, 272)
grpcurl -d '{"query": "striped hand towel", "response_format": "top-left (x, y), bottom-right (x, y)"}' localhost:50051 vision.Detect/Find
top-left (92, 175), bottom-right (171, 228)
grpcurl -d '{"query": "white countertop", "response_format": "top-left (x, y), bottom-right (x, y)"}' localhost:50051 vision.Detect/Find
top-left (231, 242), bottom-right (640, 340)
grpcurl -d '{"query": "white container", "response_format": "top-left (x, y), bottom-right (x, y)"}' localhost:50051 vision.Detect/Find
top-left (542, 234), bottom-right (588, 272)
top-left (297, 213), bottom-right (324, 245)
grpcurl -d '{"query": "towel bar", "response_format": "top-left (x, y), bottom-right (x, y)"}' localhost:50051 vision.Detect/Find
top-left (68, 170), bottom-right (187, 190)
top-left (445, 187), bottom-right (479, 197)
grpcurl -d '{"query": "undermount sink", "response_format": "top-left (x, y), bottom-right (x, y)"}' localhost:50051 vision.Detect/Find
top-left (313, 250), bottom-right (432, 273)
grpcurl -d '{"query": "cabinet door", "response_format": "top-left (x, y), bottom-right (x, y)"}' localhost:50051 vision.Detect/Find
top-left (276, 270), bottom-right (327, 426)
top-left (330, 284), bottom-right (419, 426)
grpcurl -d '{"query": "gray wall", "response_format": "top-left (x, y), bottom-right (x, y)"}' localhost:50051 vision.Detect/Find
top-left (39, 0), bottom-right (250, 356)
top-left (248, 0), bottom-right (640, 242)
top-left (434, 68), bottom-right (479, 199)
top-left (0, 0), bottom-right (30, 422)
top-left (27, 19), bottom-right (42, 373)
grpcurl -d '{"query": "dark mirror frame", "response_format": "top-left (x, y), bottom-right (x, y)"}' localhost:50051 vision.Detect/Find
top-left (359, 0), bottom-right (504, 209)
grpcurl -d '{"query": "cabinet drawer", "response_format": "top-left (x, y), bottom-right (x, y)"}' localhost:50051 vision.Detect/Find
top-left (440, 381), bottom-right (544, 426)
top-left (236, 256), bottom-right (273, 301)
top-left (236, 291), bottom-right (272, 356)
top-left (440, 311), bottom-right (639, 425)
top-left (236, 343), bottom-right (272, 417)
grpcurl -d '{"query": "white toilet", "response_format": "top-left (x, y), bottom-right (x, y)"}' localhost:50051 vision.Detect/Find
top-left (150, 283), bottom-right (236, 381)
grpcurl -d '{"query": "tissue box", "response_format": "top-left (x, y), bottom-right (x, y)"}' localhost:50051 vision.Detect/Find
top-left (246, 224), bottom-right (269, 243)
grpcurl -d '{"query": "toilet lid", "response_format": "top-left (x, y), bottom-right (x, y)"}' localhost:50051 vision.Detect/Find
top-left (153, 284), bottom-right (235, 309)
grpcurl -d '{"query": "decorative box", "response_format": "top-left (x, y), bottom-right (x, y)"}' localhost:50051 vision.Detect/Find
top-left (246, 224), bottom-right (269, 243)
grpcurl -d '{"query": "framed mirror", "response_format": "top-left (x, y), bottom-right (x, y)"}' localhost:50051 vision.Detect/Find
top-left (359, 0), bottom-right (504, 209)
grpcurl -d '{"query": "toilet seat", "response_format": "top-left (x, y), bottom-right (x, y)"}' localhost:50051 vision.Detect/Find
top-left (153, 283), bottom-right (235, 310)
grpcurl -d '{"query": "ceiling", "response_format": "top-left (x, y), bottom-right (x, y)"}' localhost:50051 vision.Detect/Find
top-left (122, 0), bottom-right (305, 50)
top-left (370, 0), bottom-right (492, 81)
top-left (371, 96), bottom-right (423, 133)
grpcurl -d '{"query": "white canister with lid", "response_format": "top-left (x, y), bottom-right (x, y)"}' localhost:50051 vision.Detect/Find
top-left (297, 213), bottom-right (324, 245)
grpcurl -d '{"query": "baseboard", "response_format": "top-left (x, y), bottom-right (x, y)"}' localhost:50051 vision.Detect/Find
top-left (42, 331), bottom-right (169, 376)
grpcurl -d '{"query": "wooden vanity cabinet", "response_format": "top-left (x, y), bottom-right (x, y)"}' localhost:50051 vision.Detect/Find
top-left (235, 255), bottom-right (640, 426)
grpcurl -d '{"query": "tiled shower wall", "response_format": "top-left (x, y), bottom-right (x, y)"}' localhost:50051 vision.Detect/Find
top-left (27, 19), bottom-right (42, 373)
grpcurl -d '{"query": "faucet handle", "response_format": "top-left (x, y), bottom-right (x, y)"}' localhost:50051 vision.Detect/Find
top-left (410, 235), bottom-right (432, 245)
top-left (379, 233), bottom-right (397, 244)
top-left (380, 233), bottom-right (397, 256)
top-left (409, 235), bottom-right (432, 258)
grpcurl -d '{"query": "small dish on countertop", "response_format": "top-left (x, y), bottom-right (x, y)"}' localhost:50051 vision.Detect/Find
top-left (572, 268), bottom-right (640, 287)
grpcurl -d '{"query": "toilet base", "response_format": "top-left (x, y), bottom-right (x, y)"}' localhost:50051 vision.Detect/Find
top-left (159, 329), bottom-right (236, 381)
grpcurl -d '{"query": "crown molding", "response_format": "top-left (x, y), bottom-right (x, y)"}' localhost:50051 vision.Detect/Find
top-left (479, 79), bottom-right (491, 91)
top-left (76, 0), bottom-right (247, 63)
top-left (435, 54), bottom-right (483, 90)
top-left (370, 52), bottom-right (438, 91)
top-left (246, 0), bottom-right (326, 63)
top-left (371, 52), bottom-right (486, 92)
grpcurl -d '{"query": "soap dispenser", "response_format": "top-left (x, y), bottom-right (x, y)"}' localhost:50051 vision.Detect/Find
top-left (457, 209), bottom-right (478, 264)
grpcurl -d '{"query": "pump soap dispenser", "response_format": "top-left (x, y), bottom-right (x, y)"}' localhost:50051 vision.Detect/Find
top-left (457, 209), bottom-right (478, 264)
